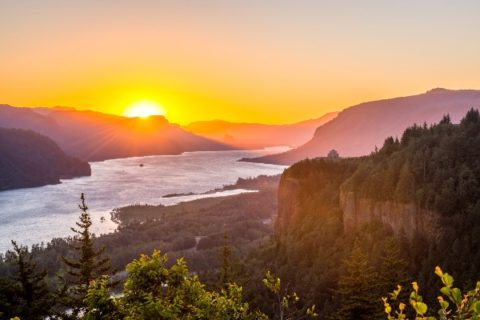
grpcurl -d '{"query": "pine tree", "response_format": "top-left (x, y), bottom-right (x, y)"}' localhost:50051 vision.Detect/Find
top-left (11, 241), bottom-right (53, 320)
top-left (378, 237), bottom-right (409, 294)
top-left (0, 275), bottom-right (20, 319)
top-left (333, 243), bottom-right (382, 320)
top-left (328, 149), bottom-right (340, 159)
top-left (61, 193), bottom-right (113, 316)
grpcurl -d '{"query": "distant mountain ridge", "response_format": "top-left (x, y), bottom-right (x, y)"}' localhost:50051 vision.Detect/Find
top-left (0, 105), bottom-right (229, 161)
top-left (0, 128), bottom-right (91, 190)
top-left (247, 88), bottom-right (480, 164)
top-left (184, 112), bottom-right (338, 149)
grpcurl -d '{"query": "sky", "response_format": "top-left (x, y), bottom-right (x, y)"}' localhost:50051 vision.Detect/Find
top-left (1, 0), bottom-right (480, 125)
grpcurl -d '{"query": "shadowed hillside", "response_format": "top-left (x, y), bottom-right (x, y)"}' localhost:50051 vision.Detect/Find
top-left (185, 112), bottom-right (337, 149)
top-left (0, 105), bottom-right (229, 161)
top-left (0, 128), bottom-right (91, 190)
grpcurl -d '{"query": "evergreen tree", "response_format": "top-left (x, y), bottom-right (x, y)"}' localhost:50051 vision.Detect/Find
top-left (378, 237), bottom-right (410, 296)
top-left (61, 193), bottom-right (113, 316)
top-left (10, 241), bottom-right (53, 320)
top-left (0, 275), bottom-right (20, 319)
top-left (328, 149), bottom-right (340, 159)
top-left (333, 243), bottom-right (382, 320)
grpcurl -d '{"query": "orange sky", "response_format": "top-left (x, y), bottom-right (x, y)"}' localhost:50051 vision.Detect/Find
top-left (1, 1), bottom-right (480, 125)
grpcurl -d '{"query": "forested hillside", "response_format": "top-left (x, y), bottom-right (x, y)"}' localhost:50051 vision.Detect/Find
top-left (246, 109), bottom-right (480, 318)
top-left (0, 128), bottom-right (91, 190)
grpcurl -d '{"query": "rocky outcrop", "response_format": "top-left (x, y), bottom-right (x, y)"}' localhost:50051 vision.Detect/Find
top-left (340, 191), bottom-right (440, 241)
top-left (276, 177), bottom-right (301, 233)
top-left (276, 172), bottom-right (441, 242)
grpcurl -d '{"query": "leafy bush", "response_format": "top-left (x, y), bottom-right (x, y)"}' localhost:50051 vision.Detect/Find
top-left (383, 266), bottom-right (480, 319)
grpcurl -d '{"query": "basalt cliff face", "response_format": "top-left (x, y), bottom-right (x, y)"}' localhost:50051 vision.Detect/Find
top-left (276, 173), bottom-right (440, 242)
top-left (276, 176), bottom-right (302, 233)
top-left (276, 160), bottom-right (442, 241)
top-left (339, 191), bottom-right (439, 241)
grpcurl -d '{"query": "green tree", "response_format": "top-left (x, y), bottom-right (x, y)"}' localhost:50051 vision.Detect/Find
top-left (83, 250), bottom-right (267, 319)
top-left (378, 237), bottom-right (410, 295)
top-left (9, 241), bottom-right (53, 320)
top-left (333, 243), bottom-right (382, 320)
top-left (0, 276), bottom-right (21, 319)
top-left (61, 193), bottom-right (113, 317)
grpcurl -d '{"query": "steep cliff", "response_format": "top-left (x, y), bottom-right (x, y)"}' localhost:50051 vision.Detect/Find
top-left (276, 159), bottom-right (440, 242)
top-left (339, 191), bottom-right (439, 241)
top-left (276, 157), bottom-right (359, 236)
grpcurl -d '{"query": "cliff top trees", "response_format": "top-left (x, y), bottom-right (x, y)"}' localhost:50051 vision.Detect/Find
top-left (327, 149), bottom-right (340, 159)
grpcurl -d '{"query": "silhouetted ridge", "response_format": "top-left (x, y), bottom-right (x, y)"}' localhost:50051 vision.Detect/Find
top-left (0, 128), bottom-right (91, 190)
top-left (184, 112), bottom-right (338, 149)
top-left (0, 105), bottom-right (229, 161)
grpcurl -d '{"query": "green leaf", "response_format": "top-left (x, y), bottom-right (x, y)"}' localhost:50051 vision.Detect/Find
top-left (442, 273), bottom-right (454, 287)
top-left (451, 288), bottom-right (462, 304)
top-left (414, 301), bottom-right (428, 315)
top-left (440, 287), bottom-right (450, 297)
top-left (472, 301), bottom-right (480, 314)
top-left (439, 300), bottom-right (449, 310)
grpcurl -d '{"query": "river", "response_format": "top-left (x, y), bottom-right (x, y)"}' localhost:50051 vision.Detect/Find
top-left (0, 149), bottom-right (287, 253)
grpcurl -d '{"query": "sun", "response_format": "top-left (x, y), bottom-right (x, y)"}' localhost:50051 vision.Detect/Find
top-left (124, 100), bottom-right (165, 118)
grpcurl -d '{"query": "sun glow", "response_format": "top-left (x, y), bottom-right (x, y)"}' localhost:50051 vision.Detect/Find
top-left (124, 101), bottom-right (165, 118)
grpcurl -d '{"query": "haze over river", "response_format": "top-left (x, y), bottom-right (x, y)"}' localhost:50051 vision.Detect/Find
top-left (0, 149), bottom-right (287, 253)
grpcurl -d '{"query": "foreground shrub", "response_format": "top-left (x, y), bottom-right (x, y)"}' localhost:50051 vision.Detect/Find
top-left (383, 266), bottom-right (480, 319)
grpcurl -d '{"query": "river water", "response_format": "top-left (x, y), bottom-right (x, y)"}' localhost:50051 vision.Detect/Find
top-left (0, 149), bottom-right (287, 253)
